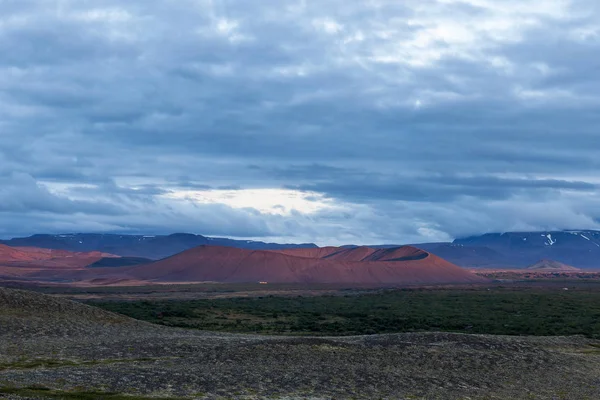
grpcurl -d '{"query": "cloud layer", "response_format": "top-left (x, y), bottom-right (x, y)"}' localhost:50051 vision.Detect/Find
top-left (1, 0), bottom-right (599, 244)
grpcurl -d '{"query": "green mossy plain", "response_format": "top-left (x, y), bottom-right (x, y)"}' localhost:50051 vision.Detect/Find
top-left (91, 285), bottom-right (600, 337)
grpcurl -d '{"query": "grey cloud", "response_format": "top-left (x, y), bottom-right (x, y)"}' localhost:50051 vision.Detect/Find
top-left (0, 0), bottom-right (599, 243)
top-left (65, 181), bottom-right (170, 198)
top-left (0, 173), bottom-right (123, 215)
top-left (0, 174), bottom-right (281, 239)
top-left (288, 174), bottom-right (597, 204)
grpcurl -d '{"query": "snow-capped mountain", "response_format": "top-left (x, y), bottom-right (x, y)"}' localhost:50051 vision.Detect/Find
top-left (454, 230), bottom-right (600, 250)
top-left (444, 230), bottom-right (600, 268)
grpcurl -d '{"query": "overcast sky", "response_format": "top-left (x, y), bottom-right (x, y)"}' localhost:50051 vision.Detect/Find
top-left (1, 0), bottom-right (600, 245)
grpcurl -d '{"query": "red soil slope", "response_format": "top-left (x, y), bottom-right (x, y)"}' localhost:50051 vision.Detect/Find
top-left (0, 244), bottom-right (115, 264)
top-left (0, 244), bottom-right (38, 262)
top-left (127, 245), bottom-right (486, 285)
top-left (0, 244), bottom-right (120, 281)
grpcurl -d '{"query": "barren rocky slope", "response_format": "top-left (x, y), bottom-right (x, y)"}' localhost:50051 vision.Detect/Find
top-left (1, 287), bottom-right (600, 399)
top-left (0, 287), bottom-right (149, 338)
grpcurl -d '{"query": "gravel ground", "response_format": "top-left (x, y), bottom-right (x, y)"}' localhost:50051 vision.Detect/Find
top-left (1, 287), bottom-right (599, 399)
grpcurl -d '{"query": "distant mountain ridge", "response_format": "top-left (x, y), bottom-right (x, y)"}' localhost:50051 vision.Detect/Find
top-left (0, 233), bottom-right (317, 260)
top-left (3, 230), bottom-right (600, 269)
top-left (449, 230), bottom-right (600, 269)
top-left (454, 230), bottom-right (600, 250)
top-left (345, 230), bottom-right (600, 269)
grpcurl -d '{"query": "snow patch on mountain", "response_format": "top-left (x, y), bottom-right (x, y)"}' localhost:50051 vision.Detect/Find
top-left (542, 234), bottom-right (557, 246)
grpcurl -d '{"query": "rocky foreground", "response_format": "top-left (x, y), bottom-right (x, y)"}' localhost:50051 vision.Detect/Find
top-left (1, 287), bottom-right (599, 399)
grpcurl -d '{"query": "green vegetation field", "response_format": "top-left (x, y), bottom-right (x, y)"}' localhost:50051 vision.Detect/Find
top-left (91, 285), bottom-right (600, 338)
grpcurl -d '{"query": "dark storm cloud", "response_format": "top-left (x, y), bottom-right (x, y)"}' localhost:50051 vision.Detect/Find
top-left (288, 174), bottom-right (598, 203)
top-left (1, 0), bottom-right (600, 243)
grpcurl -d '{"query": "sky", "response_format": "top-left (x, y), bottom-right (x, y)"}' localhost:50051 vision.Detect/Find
top-left (1, 0), bottom-right (600, 245)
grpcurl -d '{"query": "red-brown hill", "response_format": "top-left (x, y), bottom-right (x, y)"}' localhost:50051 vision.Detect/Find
top-left (0, 244), bottom-right (94, 263)
top-left (0, 244), bottom-right (117, 267)
top-left (126, 245), bottom-right (487, 285)
top-left (0, 244), bottom-right (40, 262)
top-left (0, 244), bottom-right (126, 282)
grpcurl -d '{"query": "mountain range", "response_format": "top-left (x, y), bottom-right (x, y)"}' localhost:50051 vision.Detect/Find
top-left (0, 243), bottom-right (485, 286)
top-left (0, 233), bottom-right (317, 260)
top-left (419, 230), bottom-right (600, 269)
top-left (1, 230), bottom-right (600, 269)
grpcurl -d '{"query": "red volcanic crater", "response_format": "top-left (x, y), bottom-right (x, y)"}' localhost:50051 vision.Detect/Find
top-left (0, 243), bottom-right (487, 286)
top-left (126, 245), bottom-right (486, 285)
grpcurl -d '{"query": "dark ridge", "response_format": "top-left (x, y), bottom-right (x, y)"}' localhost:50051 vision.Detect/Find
top-left (359, 247), bottom-right (399, 261)
top-left (322, 248), bottom-right (355, 259)
top-left (385, 253), bottom-right (429, 262)
top-left (87, 257), bottom-right (153, 268)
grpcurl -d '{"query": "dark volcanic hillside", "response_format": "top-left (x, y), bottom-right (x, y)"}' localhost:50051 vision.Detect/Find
top-left (0, 287), bottom-right (144, 336)
top-left (126, 245), bottom-right (486, 285)
top-left (2, 288), bottom-right (599, 399)
top-left (0, 233), bottom-right (317, 260)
